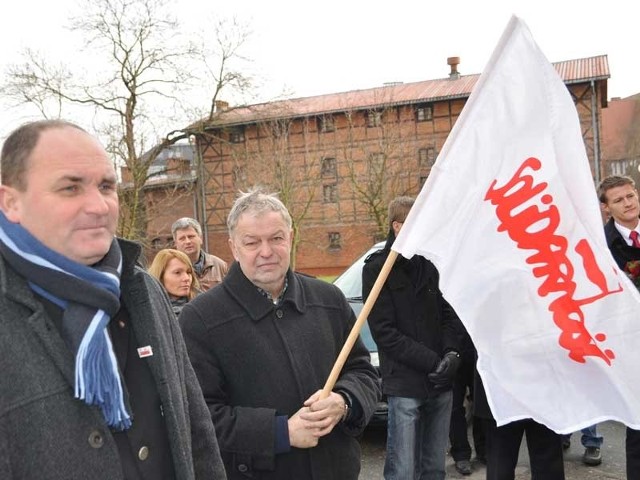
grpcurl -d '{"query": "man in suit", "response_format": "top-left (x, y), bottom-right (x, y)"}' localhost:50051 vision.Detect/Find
top-left (598, 174), bottom-right (640, 479)
top-left (0, 120), bottom-right (226, 479)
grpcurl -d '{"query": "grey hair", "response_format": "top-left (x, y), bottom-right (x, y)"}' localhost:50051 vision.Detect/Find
top-left (171, 217), bottom-right (203, 238)
top-left (227, 187), bottom-right (292, 235)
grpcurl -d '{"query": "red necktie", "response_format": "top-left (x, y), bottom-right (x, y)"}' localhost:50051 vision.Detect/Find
top-left (630, 231), bottom-right (640, 248)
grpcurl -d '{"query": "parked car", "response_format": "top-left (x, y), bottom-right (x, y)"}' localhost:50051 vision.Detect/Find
top-left (333, 241), bottom-right (388, 427)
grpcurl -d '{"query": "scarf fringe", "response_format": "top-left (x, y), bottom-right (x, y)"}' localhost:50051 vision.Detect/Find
top-left (75, 311), bottom-right (131, 431)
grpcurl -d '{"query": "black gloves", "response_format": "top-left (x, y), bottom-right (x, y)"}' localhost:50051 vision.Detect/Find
top-left (427, 351), bottom-right (461, 390)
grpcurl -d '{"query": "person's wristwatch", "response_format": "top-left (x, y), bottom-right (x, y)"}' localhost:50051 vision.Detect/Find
top-left (338, 391), bottom-right (352, 422)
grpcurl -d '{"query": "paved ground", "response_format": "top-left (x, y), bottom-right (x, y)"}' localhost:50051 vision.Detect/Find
top-left (360, 420), bottom-right (627, 479)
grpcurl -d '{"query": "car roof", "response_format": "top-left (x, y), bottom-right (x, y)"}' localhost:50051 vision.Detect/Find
top-left (333, 241), bottom-right (385, 299)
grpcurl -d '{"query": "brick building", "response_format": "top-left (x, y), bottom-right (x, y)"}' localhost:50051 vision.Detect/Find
top-left (602, 94), bottom-right (640, 181)
top-left (179, 56), bottom-right (609, 277)
top-left (121, 143), bottom-right (199, 264)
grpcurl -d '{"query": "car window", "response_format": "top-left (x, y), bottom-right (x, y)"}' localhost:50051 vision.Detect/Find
top-left (333, 241), bottom-right (385, 299)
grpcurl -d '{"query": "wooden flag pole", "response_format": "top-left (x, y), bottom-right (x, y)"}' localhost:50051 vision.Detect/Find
top-left (321, 250), bottom-right (398, 398)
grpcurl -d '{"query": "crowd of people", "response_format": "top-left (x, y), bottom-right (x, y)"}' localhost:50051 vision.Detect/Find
top-left (1, 117), bottom-right (639, 480)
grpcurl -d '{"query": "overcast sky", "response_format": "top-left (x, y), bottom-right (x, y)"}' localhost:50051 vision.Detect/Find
top-left (0, 0), bottom-right (637, 141)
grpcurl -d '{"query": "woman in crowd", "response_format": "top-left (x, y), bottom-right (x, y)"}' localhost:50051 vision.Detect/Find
top-left (148, 248), bottom-right (200, 317)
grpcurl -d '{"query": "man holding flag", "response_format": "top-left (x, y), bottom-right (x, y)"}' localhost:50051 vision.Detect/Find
top-left (180, 188), bottom-right (381, 479)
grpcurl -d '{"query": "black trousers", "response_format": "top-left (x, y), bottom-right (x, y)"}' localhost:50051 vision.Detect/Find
top-left (449, 353), bottom-right (485, 461)
top-left (484, 418), bottom-right (565, 480)
top-left (627, 427), bottom-right (640, 480)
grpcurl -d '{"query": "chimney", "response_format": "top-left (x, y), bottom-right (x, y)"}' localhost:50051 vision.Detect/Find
top-left (447, 57), bottom-right (460, 80)
top-left (214, 100), bottom-right (229, 112)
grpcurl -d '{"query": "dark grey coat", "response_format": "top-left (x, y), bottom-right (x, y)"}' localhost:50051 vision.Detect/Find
top-left (180, 263), bottom-right (381, 480)
top-left (0, 239), bottom-right (226, 480)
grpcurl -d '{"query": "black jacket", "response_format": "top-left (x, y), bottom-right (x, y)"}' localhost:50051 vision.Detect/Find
top-left (180, 262), bottom-right (381, 480)
top-left (604, 217), bottom-right (640, 269)
top-left (362, 232), bottom-right (462, 398)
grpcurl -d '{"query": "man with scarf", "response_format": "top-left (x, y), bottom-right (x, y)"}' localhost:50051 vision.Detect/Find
top-left (0, 120), bottom-right (226, 480)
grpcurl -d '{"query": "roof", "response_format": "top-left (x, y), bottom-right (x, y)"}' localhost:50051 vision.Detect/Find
top-left (199, 55), bottom-right (610, 128)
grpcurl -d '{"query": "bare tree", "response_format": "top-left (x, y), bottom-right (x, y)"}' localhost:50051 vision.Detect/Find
top-left (0, 0), bottom-right (252, 245)
top-left (228, 117), bottom-right (319, 269)
top-left (342, 107), bottom-right (424, 240)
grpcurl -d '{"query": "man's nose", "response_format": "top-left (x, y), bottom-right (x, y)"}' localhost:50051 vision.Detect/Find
top-left (258, 241), bottom-right (273, 257)
top-left (85, 188), bottom-right (110, 214)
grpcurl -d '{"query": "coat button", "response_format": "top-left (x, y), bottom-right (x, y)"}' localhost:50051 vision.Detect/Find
top-left (238, 464), bottom-right (248, 473)
top-left (275, 309), bottom-right (283, 319)
top-left (88, 430), bottom-right (104, 449)
top-left (138, 446), bottom-right (149, 461)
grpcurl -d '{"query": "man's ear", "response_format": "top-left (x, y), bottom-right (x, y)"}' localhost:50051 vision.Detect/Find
top-left (0, 185), bottom-right (22, 223)
top-left (228, 237), bottom-right (239, 261)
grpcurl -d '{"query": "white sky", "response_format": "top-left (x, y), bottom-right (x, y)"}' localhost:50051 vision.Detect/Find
top-left (0, 0), bottom-right (638, 141)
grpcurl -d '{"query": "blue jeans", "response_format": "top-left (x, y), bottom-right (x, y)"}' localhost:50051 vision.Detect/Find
top-left (562, 424), bottom-right (603, 448)
top-left (384, 391), bottom-right (453, 480)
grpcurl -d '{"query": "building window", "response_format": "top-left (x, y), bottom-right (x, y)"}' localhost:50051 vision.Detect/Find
top-left (328, 232), bottom-right (342, 250)
top-left (232, 166), bottom-right (247, 185)
top-left (323, 183), bottom-right (338, 203)
top-left (415, 105), bottom-right (433, 122)
top-left (609, 159), bottom-right (636, 176)
top-left (321, 157), bottom-right (337, 177)
top-left (368, 152), bottom-right (385, 174)
top-left (366, 110), bottom-right (382, 128)
top-left (229, 127), bottom-right (245, 143)
top-left (318, 115), bottom-right (335, 133)
top-left (418, 147), bottom-right (436, 167)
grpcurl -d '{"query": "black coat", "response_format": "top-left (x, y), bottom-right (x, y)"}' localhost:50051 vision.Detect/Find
top-left (180, 263), bottom-right (381, 480)
top-left (604, 217), bottom-right (640, 269)
top-left (362, 234), bottom-right (462, 398)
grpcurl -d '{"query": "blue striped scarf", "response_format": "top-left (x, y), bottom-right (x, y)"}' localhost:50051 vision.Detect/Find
top-left (0, 211), bottom-right (131, 430)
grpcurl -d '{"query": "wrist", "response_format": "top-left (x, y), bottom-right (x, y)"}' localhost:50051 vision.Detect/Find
top-left (337, 391), bottom-right (352, 422)
top-left (341, 400), bottom-right (349, 422)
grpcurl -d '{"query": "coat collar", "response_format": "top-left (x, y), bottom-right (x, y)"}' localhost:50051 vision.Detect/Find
top-left (605, 217), bottom-right (626, 247)
top-left (0, 238), bottom-right (145, 388)
top-left (222, 262), bottom-right (306, 321)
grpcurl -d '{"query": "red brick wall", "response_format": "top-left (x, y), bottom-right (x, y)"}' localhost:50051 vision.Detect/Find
top-left (144, 82), bottom-right (602, 276)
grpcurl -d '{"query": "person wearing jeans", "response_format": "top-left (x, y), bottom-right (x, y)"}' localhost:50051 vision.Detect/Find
top-left (363, 196), bottom-right (464, 480)
top-left (562, 425), bottom-right (603, 465)
top-left (385, 394), bottom-right (453, 479)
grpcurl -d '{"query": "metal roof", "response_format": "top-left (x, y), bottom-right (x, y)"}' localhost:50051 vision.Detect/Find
top-left (201, 55), bottom-right (610, 128)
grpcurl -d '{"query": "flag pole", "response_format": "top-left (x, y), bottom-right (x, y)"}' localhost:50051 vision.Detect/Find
top-left (321, 250), bottom-right (398, 397)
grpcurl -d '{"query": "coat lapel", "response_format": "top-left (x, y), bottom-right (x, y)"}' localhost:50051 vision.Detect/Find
top-left (0, 256), bottom-right (75, 387)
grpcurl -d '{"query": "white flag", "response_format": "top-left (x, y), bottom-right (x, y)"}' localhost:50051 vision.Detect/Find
top-left (393, 15), bottom-right (640, 433)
